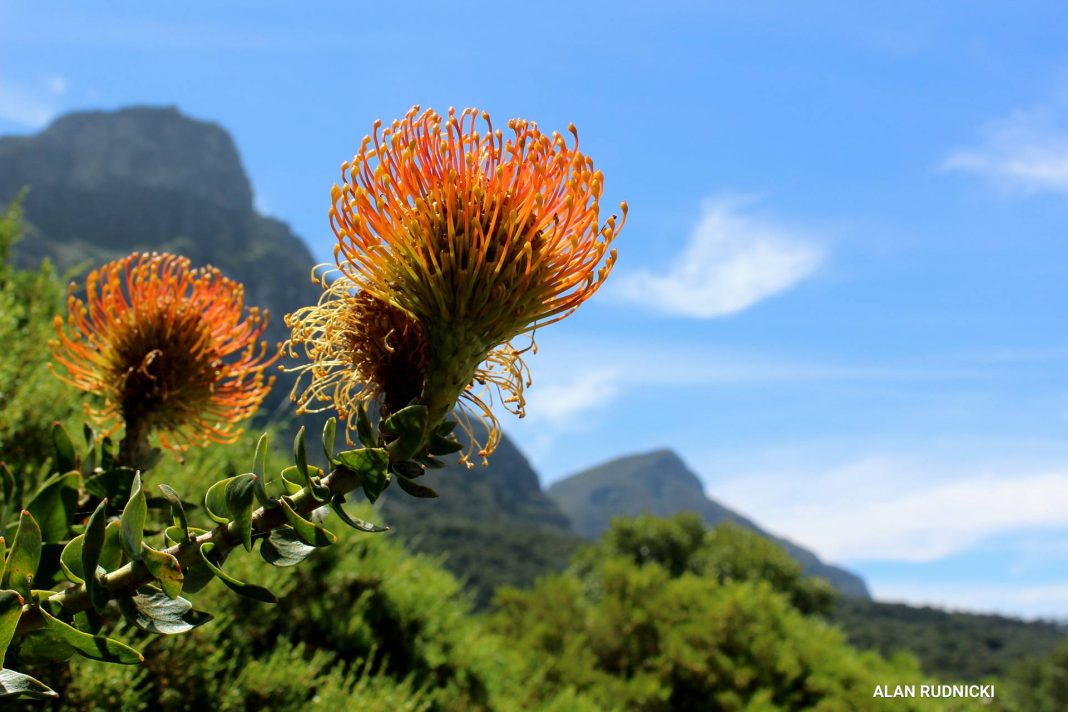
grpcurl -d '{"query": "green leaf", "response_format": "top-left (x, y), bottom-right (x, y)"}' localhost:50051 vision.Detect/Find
top-left (434, 419), bottom-right (458, 436)
top-left (157, 483), bottom-right (188, 537)
top-left (331, 495), bottom-right (389, 533)
top-left (420, 455), bottom-right (446, 469)
top-left (294, 426), bottom-right (309, 480)
top-left (224, 474), bottom-right (257, 552)
top-left (278, 466), bottom-right (304, 496)
top-left (39, 607), bottom-right (142, 664)
top-left (322, 417), bottom-right (338, 465)
top-left (260, 526), bottom-right (316, 567)
top-left (289, 429), bottom-right (330, 501)
top-left (84, 467), bottom-right (137, 508)
top-left (427, 433), bottom-right (463, 456)
top-left (15, 629), bottom-right (73, 664)
top-left (118, 587), bottom-right (211, 634)
top-left (59, 535), bottom-right (85, 584)
top-left (81, 499), bottom-right (109, 612)
top-left (140, 447), bottom-right (163, 472)
top-left (181, 561), bottom-right (215, 594)
top-left (199, 543), bottom-right (276, 603)
top-left (394, 474), bottom-right (439, 499)
top-left (141, 544), bottom-right (183, 599)
top-left (99, 520), bottom-right (124, 572)
top-left (336, 448), bottom-right (390, 503)
top-left (81, 423), bottom-right (97, 475)
top-left (252, 432), bottom-right (272, 506)
top-left (0, 668), bottom-right (57, 699)
top-left (356, 403), bottom-right (377, 448)
top-left (391, 460), bottom-right (424, 479)
top-left (0, 511), bottom-right (41, 598)
top-left (383, 405), bottom-right (428, 461)
top-left (280, 498), bottom-right (336, 547)
top-left (99, 436), bottom-right (116, 471)
top-left (24, 471), bottom-right (80, 542)
top-left (163, 525), bottom-right (206, 546)
top-left (63, 521), bottom-right (121, 585)
top-left (51, 422), bottom-right (77, 473)
top-left (203, 476), bottom-right (238, 524)
top-left (120, 472), bottom-right (146, 561)
top-left (0, 589), bottom-right (24, 663)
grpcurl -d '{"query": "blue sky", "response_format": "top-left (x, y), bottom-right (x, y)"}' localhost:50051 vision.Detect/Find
top-left (3, 1), bottom-right (1068, 618)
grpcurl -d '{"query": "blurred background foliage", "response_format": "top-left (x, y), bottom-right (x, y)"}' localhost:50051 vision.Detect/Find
top-left (2, 199), bottom-right (1067, 710)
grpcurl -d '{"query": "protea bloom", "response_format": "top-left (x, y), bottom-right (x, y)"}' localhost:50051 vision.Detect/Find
top-left (50, 252), bottom-right (276, 459)
top-left (286, 106), bottom-right (625, 462)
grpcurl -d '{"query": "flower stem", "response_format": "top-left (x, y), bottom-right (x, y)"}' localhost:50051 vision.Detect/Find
top-left (14, 463), bottom-right (362, 636)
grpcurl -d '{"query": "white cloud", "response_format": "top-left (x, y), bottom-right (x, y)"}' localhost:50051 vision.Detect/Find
top-left (524, 368), bottom-right (623, 423)
top-left (0, 74), bottom-right (68, 128)
top-left (46, 75), bottom-right (69, 96)
top-left (942, 110), bottom-right (1068, 195)
top-left (712, 457), bottom-right (1068, 562)
top-left (0, 78), bottom-right (61, 128)
top-left (612, 197), bottom-right (824, 318)
top-left (873, 580), bottom-right (1068, 619)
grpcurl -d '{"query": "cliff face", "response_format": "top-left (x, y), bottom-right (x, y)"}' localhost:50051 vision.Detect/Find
top-left (548, 449), bottom-right (871, 598)
top-left (0, 106), bottom-right (320, 350)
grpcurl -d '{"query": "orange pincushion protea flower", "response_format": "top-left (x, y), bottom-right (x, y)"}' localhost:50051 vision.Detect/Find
top-left (50, 252), bottom-right (276, 455)
top-left (287, 106), bottom-right (625, 463)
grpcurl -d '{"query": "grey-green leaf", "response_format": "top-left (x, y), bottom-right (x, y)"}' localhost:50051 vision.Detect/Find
top-left (356, 403), bottom-right (377, 448)
top-left (199, 543), bottom-right (276, 603)
top-left (120, 472), bottom-right (146, 561)
top-left (322, 417), bottom-right (338, 465)
top-left (395, 474), bottom-right (439, 499)
top-left (0, 668), bottom-right (57, 699)
top-left (294, 426), bottom-right (309, 479)
top-left (336, 448), bottom-right (389, 503)
top-left (383, 405), bottom-right (428, 461)
top-left (141, 544), bottom-right (183, 599)
top-left (280, 498), bottom-right (336, 547)
top-left (224, 474), bottom-right (257, 552)
top-left (157, 483), bottom-right (188, 537)
top-left (260, 526), bottom-right (316, 567)
top-left (252, 432), bottom-right (271, 506)
top-left (331, 495), bottom-right (389, 533)
top-left (25, 471), bottom-right (81, 543)
top-left (51, 422), bottom-right (77, 473)
top-left (203, 477), bottom-right (235, 524)
top-left (82, 499), bottom-right (109, 612)
top-left (118, 588), bottom-right (212, 634)
top-left (1, 511), bottom-right (41, 598)
top-left (0, 589), bottom-right (24, 663)
top-left (39, 607), bottom-right (142, 664)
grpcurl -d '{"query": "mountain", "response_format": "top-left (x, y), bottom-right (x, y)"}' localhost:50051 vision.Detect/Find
top-left (548, 448), bottom-right (871, 598)
top-left (0, 106), bottom-right (320, 355)
top-left (0, 106), bottom-right (324, 423)
top-left (379, 427), bottom-right (582, 607)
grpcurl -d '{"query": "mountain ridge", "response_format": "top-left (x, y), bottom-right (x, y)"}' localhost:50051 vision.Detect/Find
top-left (548, 447), bottom-right (871, 598)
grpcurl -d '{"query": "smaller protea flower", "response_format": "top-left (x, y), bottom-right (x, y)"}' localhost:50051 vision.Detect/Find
top-left (50, 252), bottom-right (276, 460)
top-left (286, 106), bottom-right (625, 464)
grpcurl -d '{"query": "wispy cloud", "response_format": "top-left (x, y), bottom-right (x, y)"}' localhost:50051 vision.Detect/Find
top-left (942, 110), bottom-right (1068, 195)
top-left (714, 457), bottom-right (1068, 563)
top-left (612, 197), bottom-right (825, 318)
top-left (873, 580), bottom-right (1068, 619)
top-left (524, 368), bottom-right (623, 423)
top-left (0, 75), bottom-right (67, 128)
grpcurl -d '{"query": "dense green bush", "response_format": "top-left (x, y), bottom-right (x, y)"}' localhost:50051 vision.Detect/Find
top-left (493, 514), bottom-right (991, 711)
top-left (0, 198), bottom-right (80, 477)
